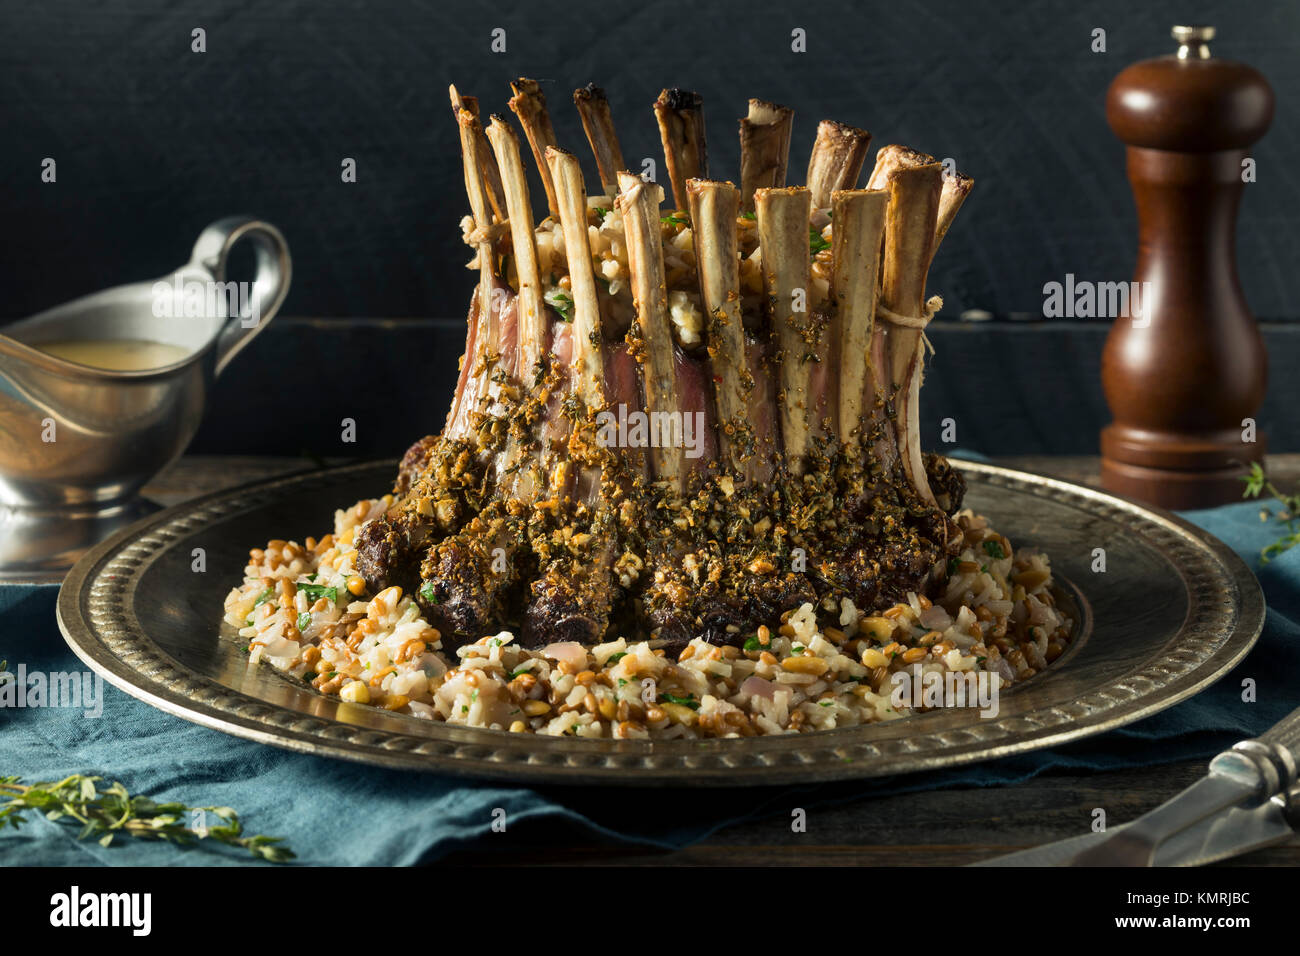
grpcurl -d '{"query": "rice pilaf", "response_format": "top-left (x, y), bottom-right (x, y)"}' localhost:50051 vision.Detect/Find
top-left (224, 500), bottom-right (1072, 738)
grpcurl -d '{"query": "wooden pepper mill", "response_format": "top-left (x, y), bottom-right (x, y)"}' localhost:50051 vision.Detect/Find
top-left (1101, 25), bottom-right (1274, 509)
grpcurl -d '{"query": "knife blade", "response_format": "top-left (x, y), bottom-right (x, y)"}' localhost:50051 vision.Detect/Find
top-left (973, 787), bottom-right (1297, 867)
top-left (973, 704), bottom-right (1300, 867)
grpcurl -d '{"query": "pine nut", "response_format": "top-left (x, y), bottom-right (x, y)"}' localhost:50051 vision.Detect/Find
top-left (860, 648), bottom-right (889, 668)
top-left (860, 616), bottom-right (894, 641)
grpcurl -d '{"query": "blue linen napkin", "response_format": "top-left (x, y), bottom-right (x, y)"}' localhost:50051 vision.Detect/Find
top-left (2, 495), bottom-right (1296, 866)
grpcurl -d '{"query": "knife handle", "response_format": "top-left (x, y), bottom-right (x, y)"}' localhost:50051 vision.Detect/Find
top-left (1256, 705), bottom-right (1300, 757)
top-left (1255, 705), bottom-right (1300, 783)
top-left (1215, 705), bottom-right (1300, 799)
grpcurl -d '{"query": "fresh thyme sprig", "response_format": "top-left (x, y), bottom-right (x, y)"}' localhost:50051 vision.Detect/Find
top-left (1241, 462), bottom-right (1300, 563)
top-left (0, 774), bottom-right (294, 863)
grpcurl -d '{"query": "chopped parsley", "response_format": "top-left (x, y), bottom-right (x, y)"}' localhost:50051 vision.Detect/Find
top-left (743, 634), bottom-right (763, 651)
top-left (660, 213), bottom-right (689, 227)
top-left (545, 289), bottom-right (575, 321)
top-left (297, 611), bottom-right (311, 631)
top-left (605, 651), bottom-right (628, 665)
top-left (295, 582), bottom-right (338, 604)
top-left (983, 540), bottom-right (1007, 560)
top-left (809, 226), bottom-right (831, 254)
top-left (246, 587), bottom-right (274, 623)
top-left (740, 211), bottom-right (756, 220)
top-left (617, 678), bottom-right (628, 687)
top-left (419, 580), bottom-right (440, 605)
top-left (658, 691), bottom-right (700, 711)
top-left (594, 206), bottom-right (610, 218)
top-left (303, 671), bottom-right (317, 682)
top-left (947, 556), bottom-right (959, 576)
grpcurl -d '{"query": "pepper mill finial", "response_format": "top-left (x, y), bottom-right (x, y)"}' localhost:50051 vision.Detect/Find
top-left (1172, 24), bottom-right (1215, 60)
top-left (1100, 26), bottom-right (1274, 509)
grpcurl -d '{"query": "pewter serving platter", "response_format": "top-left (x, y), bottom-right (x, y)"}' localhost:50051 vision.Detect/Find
top-left (57, 460), bottom-right (1265, 786)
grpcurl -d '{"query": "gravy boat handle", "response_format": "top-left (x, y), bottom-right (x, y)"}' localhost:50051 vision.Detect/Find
top-left (189, 217), bottom-right (292, 376)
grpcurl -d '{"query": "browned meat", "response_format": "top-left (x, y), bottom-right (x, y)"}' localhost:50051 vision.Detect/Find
top-left (522, 548), bottom-right (617, 647)
top-left (925, 452), bottom-right (967, 515)
top-left (396, 435), bottom-right (438, 497)
top-left (354, 438), bottom-right (492, 594)
top-left (416, 508), bottom-right (526, 650)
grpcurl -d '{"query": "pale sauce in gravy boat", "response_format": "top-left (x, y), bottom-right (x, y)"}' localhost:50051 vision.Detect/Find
top-left (0, 216), bottom-right (291, 579)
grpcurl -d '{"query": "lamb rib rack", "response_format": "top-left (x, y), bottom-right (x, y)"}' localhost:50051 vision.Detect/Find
top-left (358, 79), bottom-right (973, 654)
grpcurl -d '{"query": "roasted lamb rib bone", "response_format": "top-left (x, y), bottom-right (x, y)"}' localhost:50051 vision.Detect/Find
top-left (508, 77), bottom-right (561, 219)
top-left (806, 120), bottom-right (872, 209)
top-left (830, 188), bottom-right (888, 449)
top-left (755, 186), bottom-right (816, 472)
top-left (617, 170), bottom-right (685, 493)
top-left (447, 98), bottom-right (504, 442)
top-left (514, 150), bottom-right (626, 647)
top-left (867, 144), bottom-right (974, 250)
top-left (545, 147), bottom-right (605, 412)
top-left (934, 170), bottom-right (974, 250)
top-left (687, 178), bottom-right (757, 478)
top-left (865, 143), bottom-right (928, 190)
top-left (485, 115), bottom-right (546, 392)
top-left (484, 115), bottom-right (550, 502)
top-left (573, 83), bottom-right (626, 195)
top-left (449, 84), bottom-right (507, 223)
top-left (653, 88), bottom-right (708, 211)
top-left (879, 162), bottom-right (943, 507)
top-left (739, 99), bottom-right (794, 211)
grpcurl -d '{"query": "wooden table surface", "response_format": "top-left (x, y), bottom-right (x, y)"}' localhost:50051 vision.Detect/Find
top-left (143, 453), bottom-right (1300, 867)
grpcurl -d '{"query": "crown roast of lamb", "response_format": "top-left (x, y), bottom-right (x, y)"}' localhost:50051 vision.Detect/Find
top-left (355, 78), bottom-right (975, 656)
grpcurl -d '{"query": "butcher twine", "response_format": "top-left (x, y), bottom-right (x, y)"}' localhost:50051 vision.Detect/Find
top-left (877, 294), bottom-right (943, 356)
top-left (876, 294), bottom-right (943, 329)
top-left (464, 222), bottom-right (507, 246)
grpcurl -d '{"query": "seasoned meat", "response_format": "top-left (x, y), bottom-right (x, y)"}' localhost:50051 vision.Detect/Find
top-left (377, 79), bottom-right (975, 650)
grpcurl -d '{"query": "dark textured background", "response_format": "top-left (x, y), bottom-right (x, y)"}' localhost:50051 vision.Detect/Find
top-left (3, 0), bottom-right (1296, 455)
top-left (5, 0), bottom-right (1297, 321)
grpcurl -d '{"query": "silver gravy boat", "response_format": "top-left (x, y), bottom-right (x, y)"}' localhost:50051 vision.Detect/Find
top-left (0, 216), bottom-right (291, 580)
